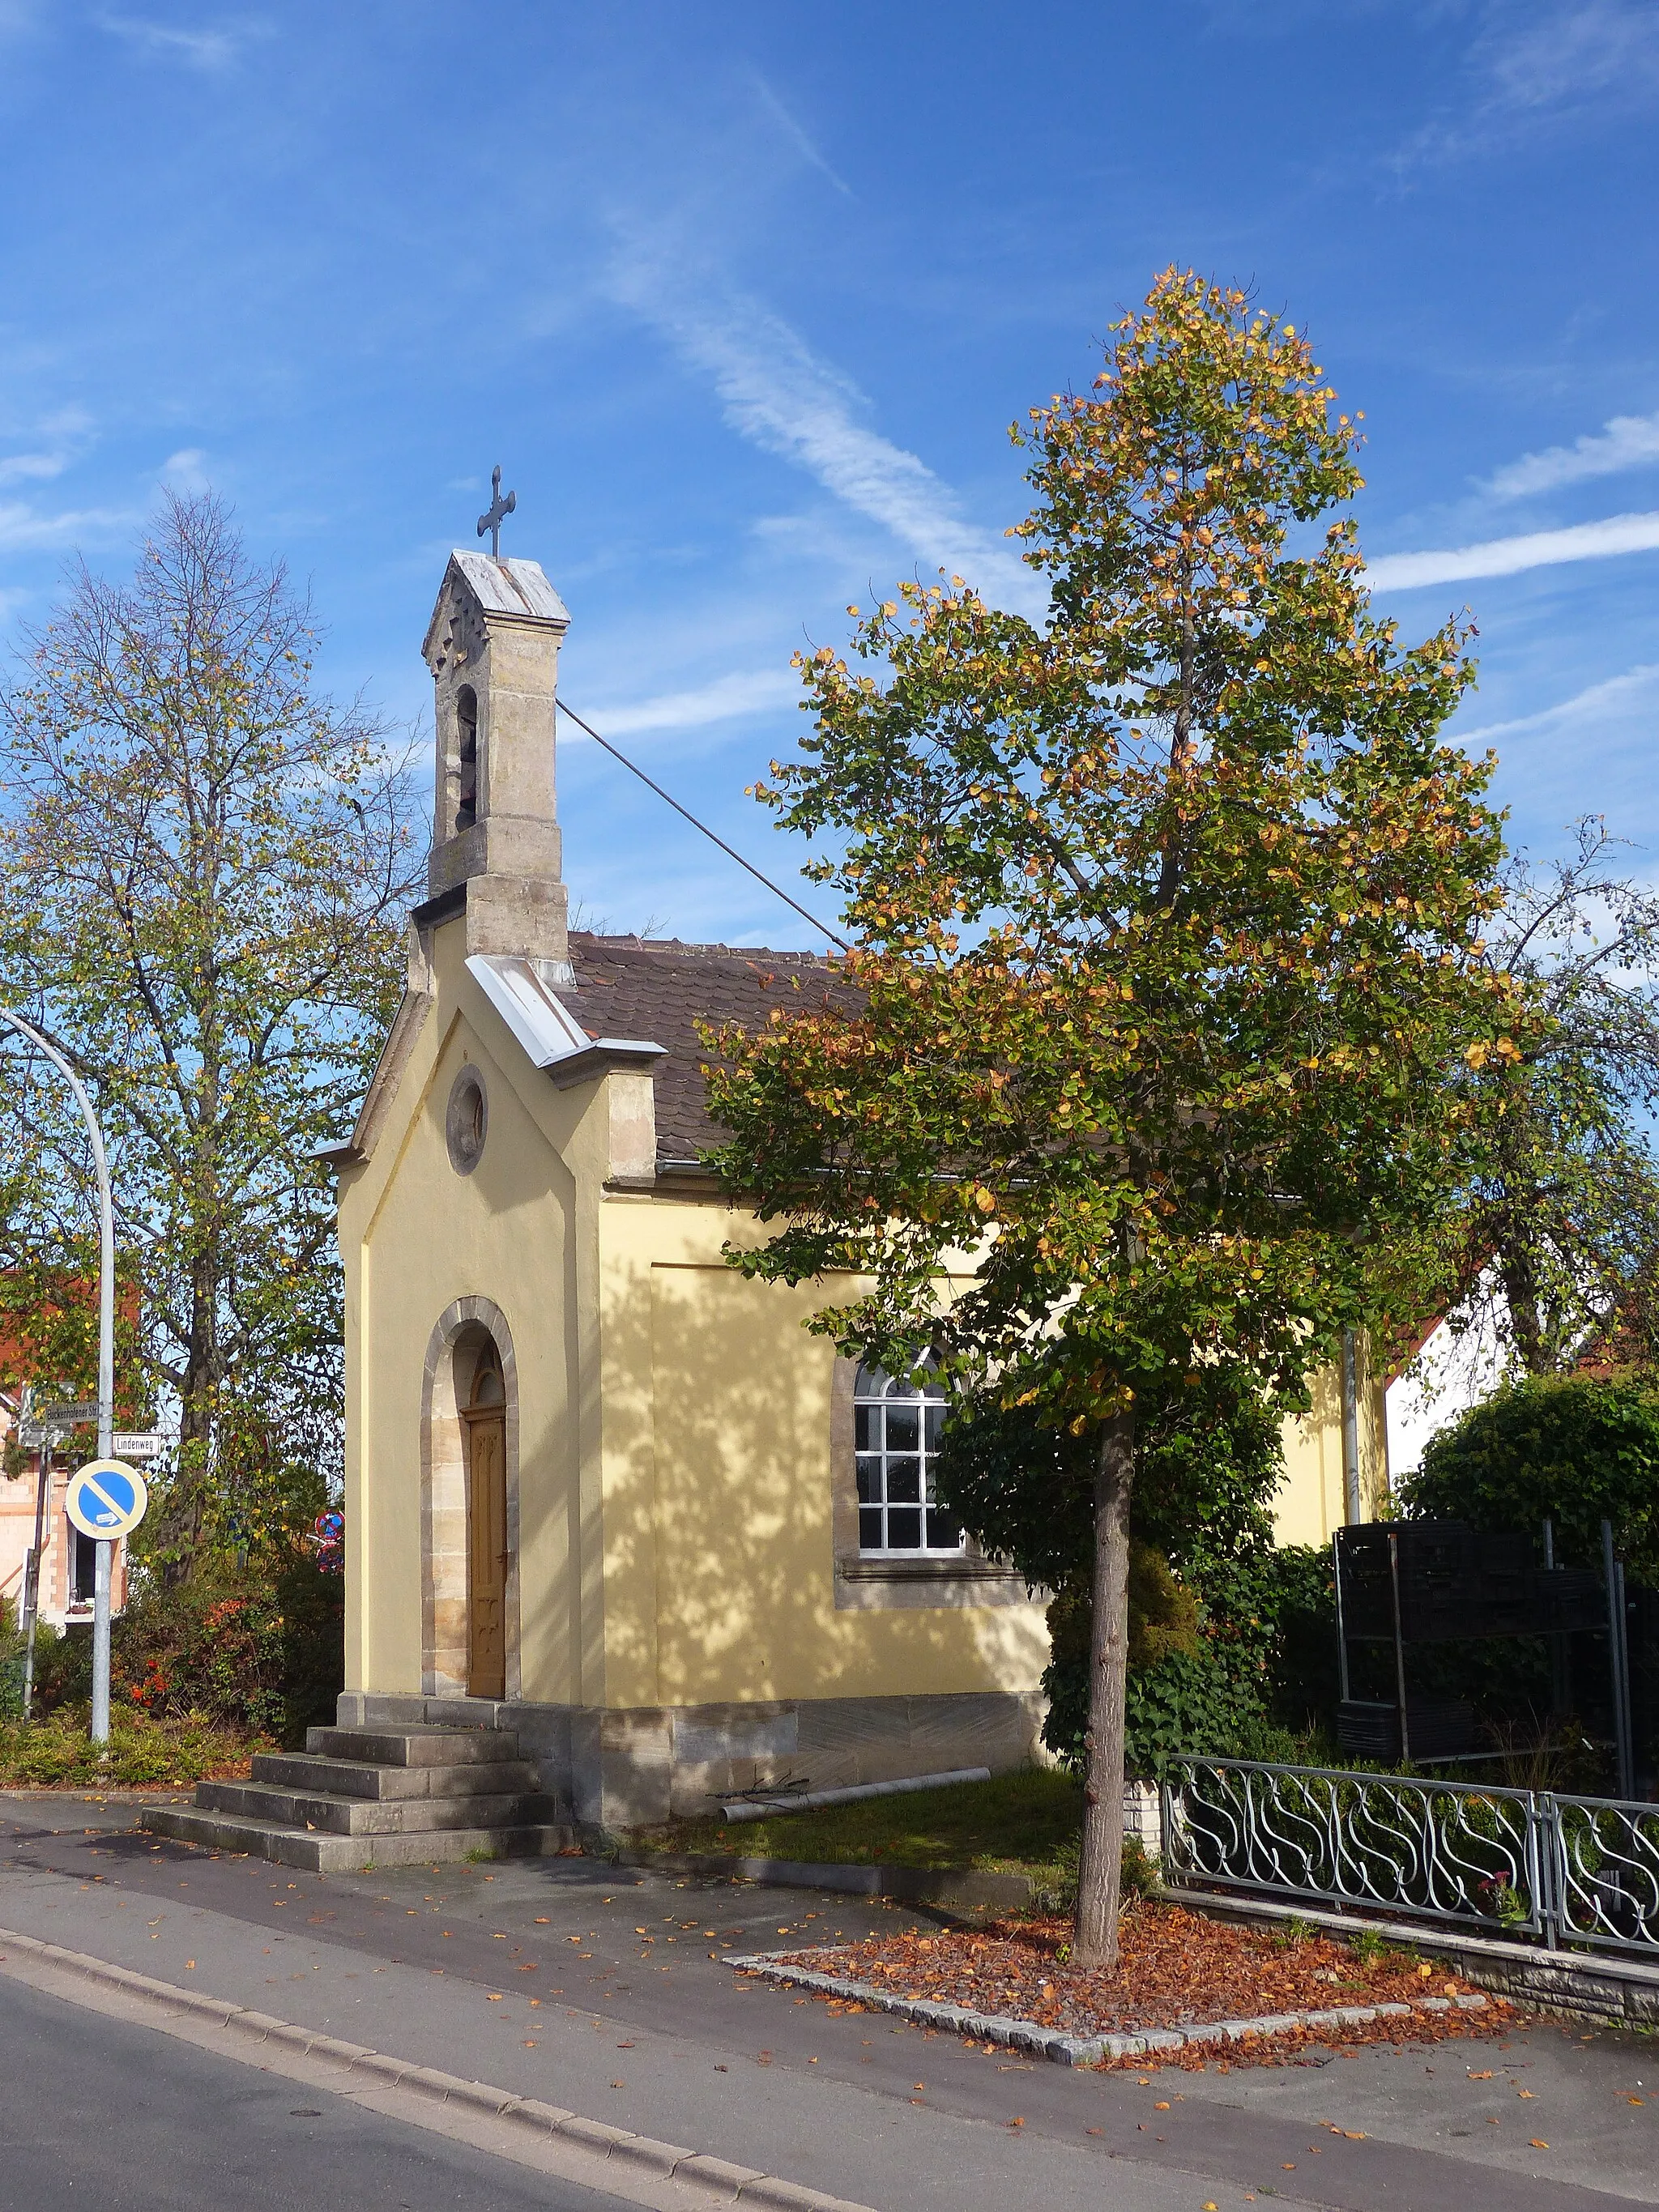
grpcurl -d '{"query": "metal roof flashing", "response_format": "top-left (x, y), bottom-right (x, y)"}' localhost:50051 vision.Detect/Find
top-left (465, 953), bottom-right (666, 1078)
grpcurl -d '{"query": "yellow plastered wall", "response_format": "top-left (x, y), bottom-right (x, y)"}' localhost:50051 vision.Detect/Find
top-left (1272, 1332), bottom-right (1391, 1548)
top-left (594, 1197), bottom-right (1049, 1710)
top-left (340, 916), bottom-right (1378, 1707)
top-left (339, 929), bottom-right (610, 1707)
top-left (339, 922), bottom-right (1050, 1711)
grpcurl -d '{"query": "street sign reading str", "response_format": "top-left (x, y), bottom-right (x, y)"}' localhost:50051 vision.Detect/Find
top-left (65, 1460), bottom-right (148, 1541)
top-left (39, 1400), bottom-right (98, 1428)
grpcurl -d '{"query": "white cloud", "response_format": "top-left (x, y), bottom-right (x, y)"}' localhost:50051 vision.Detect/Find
top-left (1480, 0), bottom-right (1659, 118)
top-left (0, 501), bottom-right (134, 549)
top-left (1453, 663), bottom-right (1659, 748)
top-left (0, 407), bottom-right (95, 489)
top-left (1447, 663), bottom-right (1659, 833)
top-left (1366, 510), bottom-right (1659, 590)
top-left (96, 14), bottom-right (269, 70)
top-left (1486, 409), bottom-right (1659, 498)
top-left (159, 447), bottom-right (211, 492)
top-left (0, 450), bottom-right (67, 486)
top-left (748, 70), bottom-right (856, 199)
top-left (1395, 1), bottom-right (1659, 167)
top-left (576, 667), bottom-right (799, 739)
top-left (612, 262), bottom-right (1040, 614)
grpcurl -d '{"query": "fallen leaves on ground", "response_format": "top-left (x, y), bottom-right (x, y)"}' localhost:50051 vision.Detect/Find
top-left (769, 1903), bottom-right (1520, 2069)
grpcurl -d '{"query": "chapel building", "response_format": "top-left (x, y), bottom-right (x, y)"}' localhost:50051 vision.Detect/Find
top-left (332, 544), bottom-right (1388, 1831)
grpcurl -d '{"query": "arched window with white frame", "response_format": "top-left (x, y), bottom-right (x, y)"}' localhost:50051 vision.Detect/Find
top-left (853, 1359), bottom-right (962, 1554)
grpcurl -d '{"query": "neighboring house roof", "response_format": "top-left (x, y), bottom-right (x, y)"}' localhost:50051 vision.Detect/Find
top-left (565, 933), bottom-right (838, 1165)
top-left (1572, 1311), bottom-right (1650, 1380)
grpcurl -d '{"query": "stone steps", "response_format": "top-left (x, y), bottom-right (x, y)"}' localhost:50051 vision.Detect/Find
top-left (194, 1779), bottom-right (563, 1836)
top-left (140, 1804), bottom-right (573, 1873)
top-left (305, 1725), bottom-right (516, 1766)
top-left (138, 1723), bottom-right (576, 1872)
top-left (249, 1750), bottom-right (541, 1801)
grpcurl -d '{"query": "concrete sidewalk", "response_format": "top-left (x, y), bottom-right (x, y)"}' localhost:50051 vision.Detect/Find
top-left (1, 1792), bottom-right (1653, 2210)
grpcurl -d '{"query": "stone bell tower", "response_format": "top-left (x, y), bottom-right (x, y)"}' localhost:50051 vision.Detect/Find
top-left (420, 546), bottom-right (572, 971)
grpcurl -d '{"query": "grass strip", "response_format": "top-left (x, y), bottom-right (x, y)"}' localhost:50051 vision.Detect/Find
top-left (625, 1767), bottom-right (1084, 1880)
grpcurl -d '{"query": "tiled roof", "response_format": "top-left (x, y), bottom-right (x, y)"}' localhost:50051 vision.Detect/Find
top-left (564, 933), bottom-right (841, 1164)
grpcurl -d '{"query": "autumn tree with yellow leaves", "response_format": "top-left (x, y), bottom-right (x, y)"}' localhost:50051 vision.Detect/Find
top-left (0, 493), bottom-right (419, 1579)
top-left (708, 271), bottom-right (1523, 1967)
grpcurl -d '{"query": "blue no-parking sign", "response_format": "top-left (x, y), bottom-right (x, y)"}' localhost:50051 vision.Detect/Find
top-left (65, 1460), bottom-right (148, 1541)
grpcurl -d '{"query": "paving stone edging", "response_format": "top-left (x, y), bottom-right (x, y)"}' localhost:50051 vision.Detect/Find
top-left (0, 1922), bottom-right (872, 2212)
top-left (613, 1837), bottom-right (1659, 2034)
top-left (726, 1950), bottom-right (1495, 2068)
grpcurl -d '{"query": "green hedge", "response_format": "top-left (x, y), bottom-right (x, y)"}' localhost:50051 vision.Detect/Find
top-left (29, 1562), bottom-right (341, 1750)
top-left (934, 1375), bottom-right (1340, 1775)
top-left (1404, 1374), bottom-right (1659, 1577)
top-left (1040, 1544), bottom-right (1338, 1776)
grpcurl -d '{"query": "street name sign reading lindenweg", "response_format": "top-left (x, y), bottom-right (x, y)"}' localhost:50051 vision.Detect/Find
top-left (112, 1432), bottom-right (164, 1462)
top-left (65, 1460), bottom-right (149, 1542)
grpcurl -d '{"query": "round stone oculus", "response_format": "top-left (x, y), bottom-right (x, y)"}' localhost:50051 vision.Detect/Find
top-left (446, 1064), bottom-right (488, 1174)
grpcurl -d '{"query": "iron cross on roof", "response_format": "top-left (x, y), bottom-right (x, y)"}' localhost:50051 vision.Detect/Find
top-left (477, 465), bottom-right (516, 560)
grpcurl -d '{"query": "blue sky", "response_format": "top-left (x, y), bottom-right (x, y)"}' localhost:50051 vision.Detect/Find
top-left (3, 1), bottom-right (1657, 948)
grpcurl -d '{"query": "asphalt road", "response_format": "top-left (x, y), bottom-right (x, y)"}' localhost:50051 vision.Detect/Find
top-left (0, 1973), bottom-right (637, 2212)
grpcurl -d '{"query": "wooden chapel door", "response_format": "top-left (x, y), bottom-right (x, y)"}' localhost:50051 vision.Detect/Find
top-left (463, 1346), bottom-right (508, 1700)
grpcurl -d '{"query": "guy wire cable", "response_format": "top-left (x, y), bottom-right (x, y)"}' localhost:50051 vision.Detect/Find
top-left (557, 699), bottom-right (852, 953)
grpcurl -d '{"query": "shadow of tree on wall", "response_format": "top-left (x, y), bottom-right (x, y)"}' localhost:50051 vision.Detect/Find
top-left (555, 1251), bottom-right (1048, 1745)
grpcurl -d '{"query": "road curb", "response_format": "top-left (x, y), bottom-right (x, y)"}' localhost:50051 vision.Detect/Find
top-left (725, 1950), bottom-right (1499, 2066)
top-left (0, 1920), bottom-right (879, 2211)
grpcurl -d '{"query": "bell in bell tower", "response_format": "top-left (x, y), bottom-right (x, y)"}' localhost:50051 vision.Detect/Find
top-left (420, 482), bottom-right (572, 970)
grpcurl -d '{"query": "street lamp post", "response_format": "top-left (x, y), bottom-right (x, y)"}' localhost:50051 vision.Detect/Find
top-left (0, 1008), bottom-right (116, 1745)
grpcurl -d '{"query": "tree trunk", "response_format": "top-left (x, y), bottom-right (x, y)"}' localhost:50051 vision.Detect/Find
top-left (1497, 1238), bottom-right (1548, 1376)
top-left (1073, 1404), bottom-right (1136, 1969)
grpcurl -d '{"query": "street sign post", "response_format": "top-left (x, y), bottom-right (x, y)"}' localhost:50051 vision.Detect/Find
top-left (65, 1460), bottom-right (148, 1544)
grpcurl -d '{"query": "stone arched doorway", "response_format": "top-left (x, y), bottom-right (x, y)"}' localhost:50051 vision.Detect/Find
top-left (420, 1298), bottom-right (520, 1701)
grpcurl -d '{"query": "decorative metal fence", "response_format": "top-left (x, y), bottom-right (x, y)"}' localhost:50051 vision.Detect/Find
top-left (1548, 1793), bottom-right (1659, 1956)
top-left (1161, 1756), bottom-right (1659, 1958)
